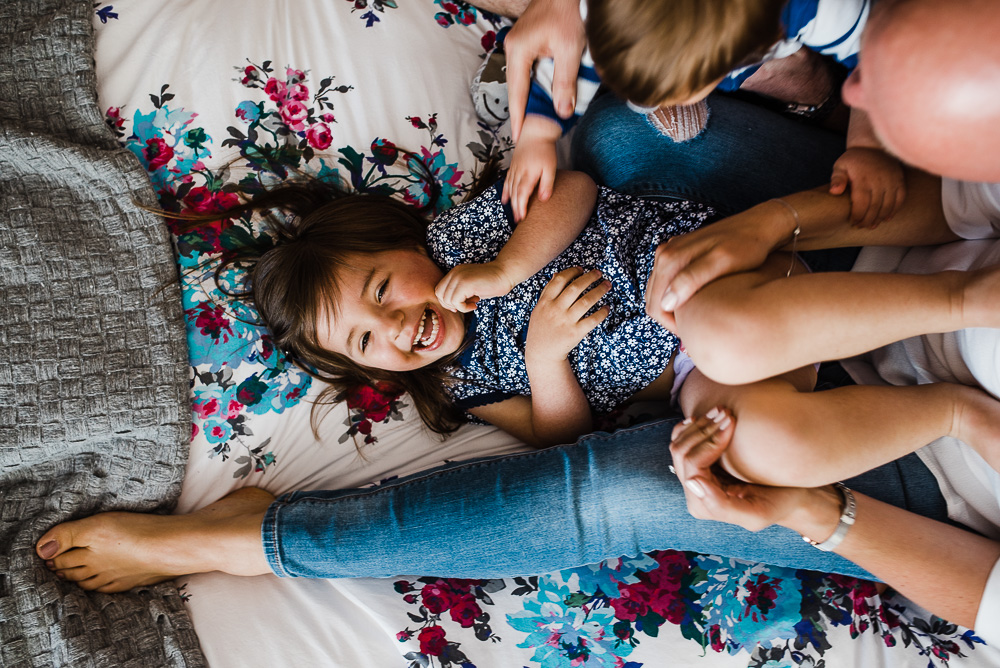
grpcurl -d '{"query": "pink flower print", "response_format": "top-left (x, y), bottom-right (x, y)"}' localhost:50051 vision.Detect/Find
top-left (144, 137), bottom-right (174, 171)
top-left (280, 99), bottom-right (309, 131)
top-left (193, 397), bottom-right (219, 419)
top-left (225, 399), bottom-right (244, 419)
top-left (241, 65), bottom-right (258, 86)
top-left (409, 116), bottom-right (423, 128)
top-left (264, 77), bottom-right (288, 103)
top-left (286, 67), bottom-right (306, 84)
top-left (306, 122), bottom-right (333, 150)
top-left (321, 112), bottom-right (335, 123)
top-left (457, 8), bottom-right (475, 24)
top-left (190, 422), bottom-right (199, 439)
top-left (395, 630), bottom-right (411, 642)
top-left (441, 2), bottom-right (458, 12)
top-left (289, 83), bottom-right (310, 102)
top-left (105, 106), bottom-right (124, 130)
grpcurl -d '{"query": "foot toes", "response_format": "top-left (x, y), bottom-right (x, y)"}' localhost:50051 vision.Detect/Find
top-left (55, 565), bottom-right (96, 583)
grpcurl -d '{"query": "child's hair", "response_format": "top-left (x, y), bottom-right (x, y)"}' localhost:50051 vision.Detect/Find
top-left (182, 179), bottom-right (467, 437)
top-left (586, 0), bottom-right (786, 107)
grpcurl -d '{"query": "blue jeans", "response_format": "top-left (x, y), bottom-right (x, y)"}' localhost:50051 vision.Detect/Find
top-left (571, 92), bottom-right (846, 217)
top-left (262, 417), bottom-right (948, 581)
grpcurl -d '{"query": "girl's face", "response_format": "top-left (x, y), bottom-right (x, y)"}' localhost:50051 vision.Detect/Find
top-left (315, 248), bottom-right (466, 372)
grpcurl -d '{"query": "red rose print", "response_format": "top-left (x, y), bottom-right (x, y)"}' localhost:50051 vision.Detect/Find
top-left (417, 626), bottom-right (448, 656)
top-left (144, 137), bottom-right (174, 171)
top-left (449, 595), bottom-right (482, 628)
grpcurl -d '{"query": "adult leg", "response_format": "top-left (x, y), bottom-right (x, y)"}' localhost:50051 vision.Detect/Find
top-left (39, 418), bottom-right (950, 587)
top-left (571, 92), bottom-right (846, 216)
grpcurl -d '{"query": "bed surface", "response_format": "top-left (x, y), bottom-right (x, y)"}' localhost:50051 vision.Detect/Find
top-left (2, 1), bottom-right (993, 666)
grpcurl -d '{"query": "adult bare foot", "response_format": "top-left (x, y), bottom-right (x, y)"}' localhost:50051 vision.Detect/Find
top-left (36, 487), bottom-right (275, 592)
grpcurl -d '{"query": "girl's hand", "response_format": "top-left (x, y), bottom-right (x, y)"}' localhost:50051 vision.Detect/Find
top-left (502, 115), bottom-right (563, 222)
top-left (670, 410), bottom-right (812, 532)
top-left (829, 147), bottom-right (906, 228)
top-left (435, 263), bottom-right (515, 313)
top-left (526, 267), bottom-right (610, 363)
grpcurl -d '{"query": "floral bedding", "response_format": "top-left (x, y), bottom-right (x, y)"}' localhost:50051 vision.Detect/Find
top-left (93, 2), bottom-right (995, 666)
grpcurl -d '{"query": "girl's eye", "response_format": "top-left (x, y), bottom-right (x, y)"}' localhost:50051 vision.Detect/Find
top-left (376, 280), bottom-right (387, 303)
top-left (361, 331), bottom-right (370, 353)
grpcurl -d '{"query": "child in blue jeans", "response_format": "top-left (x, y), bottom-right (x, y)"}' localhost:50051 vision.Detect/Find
top-left (507, 0), bottom-right (905, 232)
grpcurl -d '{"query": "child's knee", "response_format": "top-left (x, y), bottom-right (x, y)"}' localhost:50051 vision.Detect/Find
top-left (725, 395), bottom-right (826, 486)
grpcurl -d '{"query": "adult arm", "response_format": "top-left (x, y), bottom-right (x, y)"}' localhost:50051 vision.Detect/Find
top-left (671, 412), bottom-right (1000, 637)
top-left (436, 170), bottom-right (597, 311)
top-left (468, 0), bottom-right (530, 17)
top-left (503, 0), bottom-right (586, 141)
top-left (647, 168), bottom-right (958, 328)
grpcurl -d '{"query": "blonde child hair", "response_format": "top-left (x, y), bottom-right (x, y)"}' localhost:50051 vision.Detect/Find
top-left (586, 0), bottom-right (785, 106)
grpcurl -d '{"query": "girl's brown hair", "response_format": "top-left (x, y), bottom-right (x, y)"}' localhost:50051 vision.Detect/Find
top-left (182, 178), bottom-right (468, 439)
top-left (587, 0), bottom-right (786, 106)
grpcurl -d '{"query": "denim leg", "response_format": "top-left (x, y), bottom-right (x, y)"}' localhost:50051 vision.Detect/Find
top-left (262, 418), bottom-right (948, 580)
top-left (571, 93), bottom-right (846, 217)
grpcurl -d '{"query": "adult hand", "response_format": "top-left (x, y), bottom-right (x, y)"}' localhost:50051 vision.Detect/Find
top-left (504, 0), bottom-right (586, 142)
top-left (526, 267), bottom-right (610, 362)
top-left (645, 204), bottom-right (787, 330)
top-left (669, 410), bottom-right (810, 533)
top-left (435, 262), bottom-right (515, 312)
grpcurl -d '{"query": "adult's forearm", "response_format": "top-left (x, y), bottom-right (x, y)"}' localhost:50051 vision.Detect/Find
top-left (772, 168), bottom-right (956, 251)
top-left (785, 488), bottom-right (1000, 630)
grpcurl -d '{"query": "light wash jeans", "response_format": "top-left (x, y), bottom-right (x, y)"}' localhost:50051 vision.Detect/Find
top-left (262, 417), bottom-right (947, 581)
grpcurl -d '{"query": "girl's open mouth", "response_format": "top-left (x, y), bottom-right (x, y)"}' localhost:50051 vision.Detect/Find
top-left (412, 306), bottom-right (442, 351)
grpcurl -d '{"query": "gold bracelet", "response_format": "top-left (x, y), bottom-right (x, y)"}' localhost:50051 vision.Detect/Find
top-left (769, 198), bottom-right (801, 277)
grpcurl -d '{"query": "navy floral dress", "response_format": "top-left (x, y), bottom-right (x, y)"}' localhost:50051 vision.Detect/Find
top-left (426, 181), bottom-right (714, 415)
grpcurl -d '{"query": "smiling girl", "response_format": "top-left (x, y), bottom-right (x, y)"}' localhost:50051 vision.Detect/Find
top-left (197, 170), bottom-right (1000, 488)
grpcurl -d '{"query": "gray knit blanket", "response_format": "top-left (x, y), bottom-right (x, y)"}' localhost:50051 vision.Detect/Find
top-left (0, 1), bottom-right (204, 665)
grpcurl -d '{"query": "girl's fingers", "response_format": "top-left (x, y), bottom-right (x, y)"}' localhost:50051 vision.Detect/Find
top-left (566, 278), bottom-right (611, 319)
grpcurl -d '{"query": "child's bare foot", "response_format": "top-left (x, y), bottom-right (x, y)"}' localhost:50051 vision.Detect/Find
top-left (36, 487), bottom-right (275, 592)
top-left (952, 384), bottom-right (1000, 473)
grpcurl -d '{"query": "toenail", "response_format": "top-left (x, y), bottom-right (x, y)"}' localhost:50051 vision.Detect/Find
top-left (55, 572), bottom-right (65, 579)
top-left (39, 541), bottom-right (58, 559)
top-left (45, 560), bottom-right (54, 569)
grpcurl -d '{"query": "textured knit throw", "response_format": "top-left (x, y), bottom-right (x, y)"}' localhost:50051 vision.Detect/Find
top-left (0, 1), bottom-right (204, 666)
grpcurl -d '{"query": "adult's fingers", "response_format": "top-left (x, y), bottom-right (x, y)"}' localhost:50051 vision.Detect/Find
top-left (505, 46), bottom-right (532, 142)
top-left (549, 50), bottom-right (579, 119)
top-left (669, 413), bottom-right (725, 481)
